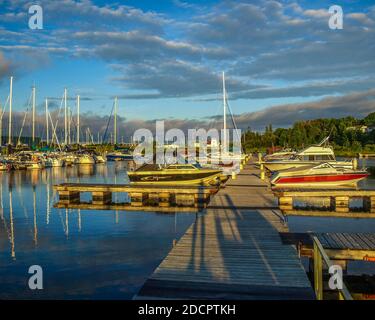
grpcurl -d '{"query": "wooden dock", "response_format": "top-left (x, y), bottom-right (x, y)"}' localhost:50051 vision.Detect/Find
top-left (284, 232), bottom-right (375, 261)
top-left (274, 189), bottom-right (375, 218)
top-left (53, 183), bottom-right (218, 211)
top-left (135, 163), bottom-right (314, 299)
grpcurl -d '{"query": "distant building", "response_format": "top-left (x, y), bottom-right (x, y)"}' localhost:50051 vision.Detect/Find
top-left (346, 125), bottom-right (368, 133)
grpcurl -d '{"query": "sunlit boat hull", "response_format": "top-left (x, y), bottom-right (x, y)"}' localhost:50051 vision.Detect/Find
top-left (106, 153), bottom-right (133, 161)
top-left (128, 170), bottom-right (222, 186)
top-left (264, 160), bottom-right (352, 172)
top-left (272, 169), bottom-right (369, 188)
top-left (77, 156), bottom-right (95, 165)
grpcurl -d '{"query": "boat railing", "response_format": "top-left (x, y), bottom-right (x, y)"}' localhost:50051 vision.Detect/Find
top-left (312, 236), bottom-right (353, 300)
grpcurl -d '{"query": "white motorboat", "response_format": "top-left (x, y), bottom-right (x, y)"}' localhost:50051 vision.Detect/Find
top-left (263, 137), bottom-right (353, 172)
top-left (76, 154), bottom-right (95, 165)
top-left (271, 163), bottom-right (369, 188)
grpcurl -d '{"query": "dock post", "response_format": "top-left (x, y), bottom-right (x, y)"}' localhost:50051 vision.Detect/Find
top-left (279, 196), bottom-right (293, 211)
top-left (313, 241), bottom-right (323, 300)
top-left (158, 192), bottom-right (170, 207)
top-left (58, 191), bottom-right (80, 204)
top-left (364, 196), bottom-right (375, 213)
top-left (232, 171), bottom-right (237, 180)
top-left (333, 196), bottom-right (350, 213)
top-left (258, 152), bottom-right (262, 164)
top-left (92, 191), bottom-right (112, 204)
top-left (129, 192), bottom-right (147, 207)
top-left (175, 194), bottom-right (195, 207)
top-left (260, 163), bottom-right (265, 180)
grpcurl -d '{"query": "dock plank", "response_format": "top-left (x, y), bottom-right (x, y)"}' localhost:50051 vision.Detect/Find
top-left (135, 162), bottom-right (314, 300)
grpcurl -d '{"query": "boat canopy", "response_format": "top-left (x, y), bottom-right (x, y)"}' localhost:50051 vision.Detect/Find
top-left (293, 145), bottom-right (336, 161)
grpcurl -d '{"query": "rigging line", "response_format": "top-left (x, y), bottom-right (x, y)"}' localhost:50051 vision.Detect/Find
top-left (103, 100), bottom-right (115, 143)
top-left (51, 93), bottom-right (65, 143)
top-left (226, 97), bottom-right (245, 153)
top-left (49, 111), bottom-right (62, 151)
top-left (0, 95), bottom-right (10, 120)
top-left (17, 91), bottom-right (33, 145)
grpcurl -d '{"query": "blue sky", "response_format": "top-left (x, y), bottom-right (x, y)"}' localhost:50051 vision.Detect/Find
top-left (0, 0), bottom-right (374, 134)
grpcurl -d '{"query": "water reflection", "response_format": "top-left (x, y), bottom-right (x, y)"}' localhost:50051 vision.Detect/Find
top-left (0, 163), bottom-right (196, 299)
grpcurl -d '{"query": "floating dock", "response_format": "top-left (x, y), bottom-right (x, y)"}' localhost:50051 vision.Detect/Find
top-left (54, 183), bottom-right (219, 212)
top-left (274, 189), bottom-right (375, 218)
top-left (135, 163), bottom-right (315, 299)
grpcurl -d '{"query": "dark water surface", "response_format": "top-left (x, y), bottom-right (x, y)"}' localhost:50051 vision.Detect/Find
top-left (0, 162), bottom-right (196, 299)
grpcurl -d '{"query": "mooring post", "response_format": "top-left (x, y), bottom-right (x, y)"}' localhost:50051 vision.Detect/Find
top-left (260, 163), bottom-right (265, 180)
top-left (313, 241), bottom-right (323, 300)
top-left (92, 191), bottom-right (112, 205)
top-left (58, 190), bottom-right (80, 204)
top-left (279, 196), bottom-right (293, 211)
top-left (333, 196), bottom-right (350, 213)
top-left (364, 196), bottom-right (375, 213)
top-left (129, 192), bottom-right (147, 207)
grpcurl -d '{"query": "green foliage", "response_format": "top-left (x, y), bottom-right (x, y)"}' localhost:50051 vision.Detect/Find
top-left (242, 114), bottom-right (375, 155)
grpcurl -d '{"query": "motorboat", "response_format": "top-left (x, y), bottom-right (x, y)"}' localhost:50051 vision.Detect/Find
top-left (263, 137), bottom-right (353, 172)
top-left (95, 154), bottom-right (106, 163)
top-left (50, 157), bottom-right (64, 167)
top-left (106, 150), bottom-right (133, 161)
top-left (76, 154), bottom-right (95, 165)
top-left (64, 154), bottom-right (78, 166)
top-left (127, 163), bottom-right (223, 186)
top-left (263, 149), bottom-right (296, 161)
top-left (26, 161), bottom-right (44, 170)
top-left (0, 162), bottom-right (9, 171)
top-left (271, 163), bottom-right (369, 188)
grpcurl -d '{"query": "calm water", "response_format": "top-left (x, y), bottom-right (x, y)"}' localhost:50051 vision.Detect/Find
top-left (0, 162), bottom-right (196, 299)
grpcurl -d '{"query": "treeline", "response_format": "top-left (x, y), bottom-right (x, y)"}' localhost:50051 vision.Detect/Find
top-left (242, 112), bottom-right (375, 156)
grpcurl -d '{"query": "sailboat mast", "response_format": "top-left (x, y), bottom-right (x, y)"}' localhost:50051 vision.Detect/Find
top-left (45, 98), bottom-right (49, 144)
top-left (0, 103), bottom-right (2, 146)
top-left (77, 95), bottom-right (80, 145)
top-left (64, 88), bottom-right (67, 145)
top-left (8, 76), bottom-right (13, 145)
top-left (68, 105), bottom-right (71, 145)
top-left (32, 85), bottom-right (36, 144)
top-left (114, 96), bottom-right (118, 145)
top-left (222, 71), bottom-right (227, 150)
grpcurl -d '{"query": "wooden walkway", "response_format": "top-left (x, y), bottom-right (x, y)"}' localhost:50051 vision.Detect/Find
top-left (135, 163), bottom-right (314, 299)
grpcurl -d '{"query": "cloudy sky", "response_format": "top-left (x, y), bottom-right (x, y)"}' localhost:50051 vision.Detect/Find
top-left (0, 0), bottom-right (374, 138)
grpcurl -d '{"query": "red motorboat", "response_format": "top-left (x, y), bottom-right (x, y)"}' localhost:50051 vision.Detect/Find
top-left (271, 163), bottom-right (369, 188)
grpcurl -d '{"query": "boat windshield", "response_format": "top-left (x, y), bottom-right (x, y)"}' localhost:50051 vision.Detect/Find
top-left (166, 164), bottom-right (198, 170)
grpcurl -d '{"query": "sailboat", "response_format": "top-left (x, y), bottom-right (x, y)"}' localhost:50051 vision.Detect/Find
top-left (204, 72), bottom-right (244, 169)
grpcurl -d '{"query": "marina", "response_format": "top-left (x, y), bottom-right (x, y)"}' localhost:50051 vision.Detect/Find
top-left (1, 0), bottom-right (375, 306)
top-left (0, 149), bottom-right (374, 299)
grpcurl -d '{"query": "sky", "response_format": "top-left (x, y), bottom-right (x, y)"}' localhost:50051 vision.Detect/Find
top-left (0, 0), bottom-right (374, 139)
